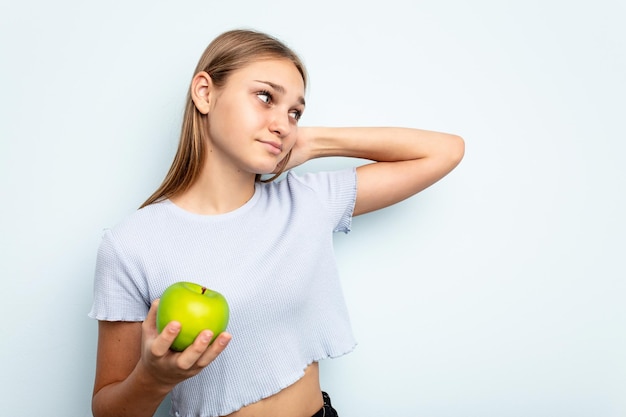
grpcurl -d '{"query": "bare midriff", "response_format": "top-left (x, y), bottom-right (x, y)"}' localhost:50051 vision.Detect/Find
top-left (224, 362), bottom-right (323, 417)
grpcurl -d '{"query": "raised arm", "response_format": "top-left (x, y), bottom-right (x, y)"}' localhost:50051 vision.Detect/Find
top-left (291, 127), bottom-right (465, 216)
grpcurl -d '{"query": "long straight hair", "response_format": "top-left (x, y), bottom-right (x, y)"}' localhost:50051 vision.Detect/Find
top-left (140, 30), bottom-right (307, 208)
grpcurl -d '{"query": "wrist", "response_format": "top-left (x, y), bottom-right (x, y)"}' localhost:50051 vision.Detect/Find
top-left (301, 126), bottom-right (343, 159)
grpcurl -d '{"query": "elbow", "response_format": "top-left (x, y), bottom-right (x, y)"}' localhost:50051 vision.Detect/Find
top-left (446, 134), bottom-right (465, 168)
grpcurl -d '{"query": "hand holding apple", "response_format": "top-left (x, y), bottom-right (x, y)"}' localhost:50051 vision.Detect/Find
top-left (156, 281), bottom-right (230, 352)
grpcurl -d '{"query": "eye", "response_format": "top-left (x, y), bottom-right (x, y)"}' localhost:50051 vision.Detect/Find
top-left (257, 90), bottom-right (273, 104)
top-left (289, 109), bottom-right (303, 122)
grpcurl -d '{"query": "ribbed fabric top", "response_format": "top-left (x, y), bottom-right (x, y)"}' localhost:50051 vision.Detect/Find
top-left (89, 168), bottom-right (358, 417)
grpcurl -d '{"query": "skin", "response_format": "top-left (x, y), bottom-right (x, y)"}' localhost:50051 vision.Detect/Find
top-left (92, 58), bottom-right (465, 417)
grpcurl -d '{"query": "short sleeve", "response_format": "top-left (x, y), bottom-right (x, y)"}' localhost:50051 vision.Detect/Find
top-left (288, 168), bottom-right (357, 234)
top-left (88, 229), bottom-right (150, 321)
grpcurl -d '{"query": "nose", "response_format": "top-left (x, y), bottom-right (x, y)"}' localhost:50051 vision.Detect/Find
top-left (268, 109), bottom-right (291, 138)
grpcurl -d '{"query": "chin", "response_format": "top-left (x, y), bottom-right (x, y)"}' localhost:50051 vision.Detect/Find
top-left (252, 161), bottom-right (282, 176)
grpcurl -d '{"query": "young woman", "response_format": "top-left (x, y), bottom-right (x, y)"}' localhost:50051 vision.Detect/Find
top-left (89, 29), bottom-right (464, 417)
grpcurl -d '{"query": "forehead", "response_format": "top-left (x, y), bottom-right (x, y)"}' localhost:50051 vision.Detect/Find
top-left (229, 59), bottom-right (305, 96)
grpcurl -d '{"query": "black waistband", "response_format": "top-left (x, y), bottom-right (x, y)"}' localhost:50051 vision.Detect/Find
top-left (311, 406), bottom-right (325, 417)
top-left (311, 391), bottom-right (335, 417)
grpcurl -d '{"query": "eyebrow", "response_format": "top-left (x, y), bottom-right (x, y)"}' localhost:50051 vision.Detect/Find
top-left (254, 80), bottom-right (306, 106)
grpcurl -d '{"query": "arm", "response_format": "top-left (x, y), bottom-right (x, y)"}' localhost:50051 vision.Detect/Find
top-left (289, 127), bottom-right (465, 215)
top-left (92, 300), bottom-right (232, 417)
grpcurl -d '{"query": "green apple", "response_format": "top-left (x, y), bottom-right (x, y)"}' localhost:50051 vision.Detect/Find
top-left (156, 281), bottom-right (230, 352)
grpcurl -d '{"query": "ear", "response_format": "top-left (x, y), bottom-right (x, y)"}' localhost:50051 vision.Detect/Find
top-left (190, 71), bottom-right (213, 114)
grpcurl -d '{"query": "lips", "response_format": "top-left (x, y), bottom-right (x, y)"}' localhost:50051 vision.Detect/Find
top-left (258, 139), bottom-right (283, 155)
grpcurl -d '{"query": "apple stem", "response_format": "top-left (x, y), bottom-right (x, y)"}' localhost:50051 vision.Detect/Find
top-left (201, 287), bottom-right (207, 295)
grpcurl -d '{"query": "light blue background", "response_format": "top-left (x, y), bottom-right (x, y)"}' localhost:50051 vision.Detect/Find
top-left (1, 1), bottom-right (625, 416)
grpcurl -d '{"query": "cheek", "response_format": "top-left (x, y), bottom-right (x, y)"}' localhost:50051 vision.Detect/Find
top-left (208, 101), bottom-right (250, 138)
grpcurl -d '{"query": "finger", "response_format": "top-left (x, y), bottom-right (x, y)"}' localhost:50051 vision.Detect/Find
top-left (151, 320), bottom-right (181, 358)
top-left (174, 330), bottom-right (215, 370)
top-left (142, 299), bottom-right (160, 338)
top-left (195, 332), bottom-right (232, 368)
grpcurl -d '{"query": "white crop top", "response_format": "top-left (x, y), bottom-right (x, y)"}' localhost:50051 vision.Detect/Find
top-left (89, 168), bottom-right (358, 417)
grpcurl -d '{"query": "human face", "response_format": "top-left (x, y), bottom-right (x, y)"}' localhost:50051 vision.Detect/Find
top-left (204, 59), bottom-right (306, 176)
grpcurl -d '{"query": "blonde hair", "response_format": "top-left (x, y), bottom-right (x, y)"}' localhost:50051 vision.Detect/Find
top-left (140, 29), bottom-right (307, 208)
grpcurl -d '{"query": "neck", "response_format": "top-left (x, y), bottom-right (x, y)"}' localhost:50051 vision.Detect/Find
top-left (170, 159), bottom-right (257, 215)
